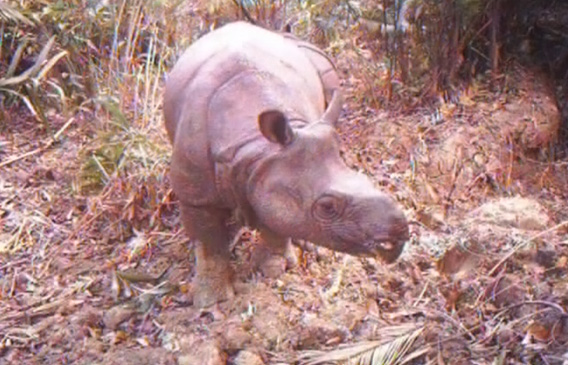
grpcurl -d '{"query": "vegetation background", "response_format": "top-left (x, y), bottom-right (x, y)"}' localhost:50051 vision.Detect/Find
top-left (1, 0), bottom-right (567, 364)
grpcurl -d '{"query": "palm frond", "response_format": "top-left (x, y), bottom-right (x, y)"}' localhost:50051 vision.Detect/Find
top-left (298, 325), bottom-right (428, 365)
top-left (0, 2), bottom-right (34, 25)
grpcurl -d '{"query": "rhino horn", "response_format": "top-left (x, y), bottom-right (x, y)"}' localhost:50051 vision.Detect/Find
top-left (321, 89), bottom-right (343, 125)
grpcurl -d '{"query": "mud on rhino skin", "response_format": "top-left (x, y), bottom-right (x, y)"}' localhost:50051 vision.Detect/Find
top-left (163, 21), bottom-right (410, 308)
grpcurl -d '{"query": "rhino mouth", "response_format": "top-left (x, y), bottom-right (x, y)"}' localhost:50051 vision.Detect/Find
top-left (370, 239), bottom-right (406, 263)
top-left (328, 235), bottom-right (406, 263)
top-left (368, 221), bottom-right (410, 263)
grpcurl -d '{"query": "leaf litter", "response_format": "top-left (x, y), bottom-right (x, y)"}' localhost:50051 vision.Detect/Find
top-left (1, 1), bottom-right (568, 364)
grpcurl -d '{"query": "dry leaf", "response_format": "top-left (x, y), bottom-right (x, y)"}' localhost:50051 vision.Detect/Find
top-left (444, 287), bottom-right (461, 312)
top-left (136, 336), bottom-right (150, 347)
top-left (111, 270), bottom-right (121, 301)
top-left (436, 244), bottom-right (478, 277)
top-left (526, 322), bottom-right (551, 342)
top-left (556, 256), bottom-right (568, 269)
top-left (113, 330), bottom-right (129, 344)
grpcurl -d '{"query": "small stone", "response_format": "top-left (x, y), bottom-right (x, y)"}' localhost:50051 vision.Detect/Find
top-left (298, 313), bottom-right (346, 348)
top-left (219, 321), bottom-right (252, 350)
top-left (103, 306), bottom-right (136, 330)
top-left (73, 306), bottom-right (103, 329)
top-left (233, 350), bottom-right (264, 365)
top-left (178, 341), bottom-right (225, 365)
top-left (535, 249), bottom-right (556, 268)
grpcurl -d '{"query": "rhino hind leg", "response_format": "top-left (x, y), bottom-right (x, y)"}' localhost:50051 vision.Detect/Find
top-left (252, 226), bottom-right (298, 278)
top-left (180, 204), bottom-right (235, 308)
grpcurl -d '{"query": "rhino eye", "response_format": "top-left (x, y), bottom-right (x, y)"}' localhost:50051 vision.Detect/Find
top-left (313, 195), bottom-right (344, 221)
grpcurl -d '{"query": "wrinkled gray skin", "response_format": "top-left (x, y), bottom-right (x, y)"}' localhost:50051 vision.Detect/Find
top-left (163, 22), bottom-right (409, 308)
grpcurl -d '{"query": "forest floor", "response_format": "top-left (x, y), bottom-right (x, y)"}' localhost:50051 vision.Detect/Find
top-left (1, 26), bottom-right (568, 365)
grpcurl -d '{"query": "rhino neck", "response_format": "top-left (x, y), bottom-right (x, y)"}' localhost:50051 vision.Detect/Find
top-left (208, 70), bottom-right (319, 226)
top-left (213, 136), bottom-right (281, 228)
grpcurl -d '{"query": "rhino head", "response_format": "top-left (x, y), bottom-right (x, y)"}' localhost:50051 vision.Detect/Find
top-left (247, 92), bottom-right (409, 263)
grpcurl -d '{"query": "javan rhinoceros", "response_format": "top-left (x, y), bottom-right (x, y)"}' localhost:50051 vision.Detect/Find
top-left (163, 21), bottom-right (409, 307)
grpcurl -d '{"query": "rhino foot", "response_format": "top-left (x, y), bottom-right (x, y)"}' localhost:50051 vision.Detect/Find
top-left (252, 241), bottom-right (298, 278)
top-left (192, 251), bottom-right (235, 308)
top-left (193, 274), bottom-right (235, 308)
top-left (257, 253), bottom-right (287, 278)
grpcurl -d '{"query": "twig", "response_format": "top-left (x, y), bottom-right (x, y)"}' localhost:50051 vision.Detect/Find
top-left (53, 116), bottom-right (75, 139)
top-left (0, 298), bottom-right (84, 324)
top-left (443, 159), bottom-right (463, 218)
top-left (413, 280), bottom-right (430, 307)
top-left (473, 269), bottom-right (505, 307)
top-left (0, 36), bottom-right (56, 87)
top-left (0, 117), bottom-right (75, 168)
top-left (231, 0), bottom-right (255, 24)
top-left (495, 300), bottom-right (567, 320)
top-left (229, 227), bottom-right (249, 252)
top-left (0, 143), bottom-right (53, 168)
top-left (437, 310), bottom-right (477, 342)
top-left (0, 258), bottom-right (29, 271)
top-left (91, 154), bottom-right (111, 181)
top-left (487, 220), bottom-right (568, 277)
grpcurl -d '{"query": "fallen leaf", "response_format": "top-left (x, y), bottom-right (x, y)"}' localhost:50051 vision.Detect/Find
top-left (113, 330), bottom-right (129, 344)
top-left (526, 322), bottom-right (550, 342)
top-left (136, 336), bottom-right (150, 347)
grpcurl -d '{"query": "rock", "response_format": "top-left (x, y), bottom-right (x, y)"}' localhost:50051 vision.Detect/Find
top-left (297, 313), bottom-right (346, 348)
top-left (102, 348), bottom-right (176, 365)
top-left (178, 340), bottom-right (226, 365)
top-left (250, 300), bottom-right (290, 347)
top-left (252, 314), bottom-right (286, 346)
top-left (103, 306), bottom-right (136, 330)
top-left (72, 305), bottom-right (103, 329)
top-left (233, 350), bottom-right (264, 365)
top-left (218, 320), bottom-right (252, 351)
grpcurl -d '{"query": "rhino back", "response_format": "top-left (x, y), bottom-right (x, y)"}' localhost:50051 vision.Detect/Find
top-left (164, 22), bottom-right (328, 207)
top-left (164, 22), bottom-right (325, 147)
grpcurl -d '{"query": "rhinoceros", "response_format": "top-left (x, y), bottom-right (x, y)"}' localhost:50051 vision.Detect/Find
top-left (163, 21), bottom-right (409, 307)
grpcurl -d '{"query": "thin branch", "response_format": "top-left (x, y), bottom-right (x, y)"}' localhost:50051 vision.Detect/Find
top-left (232, 0), bottom-right (256, 24)
top-left (487, 220), bottom-right (568, 276)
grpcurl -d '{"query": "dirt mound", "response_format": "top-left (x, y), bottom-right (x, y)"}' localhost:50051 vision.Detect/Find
top-left (467, 196), bottom-right (551, 231)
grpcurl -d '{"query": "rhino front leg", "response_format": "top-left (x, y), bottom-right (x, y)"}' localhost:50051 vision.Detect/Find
top-left (253, 226), bottom-right (298, 278)
top-left (180, 204), bottom-right (235, 308)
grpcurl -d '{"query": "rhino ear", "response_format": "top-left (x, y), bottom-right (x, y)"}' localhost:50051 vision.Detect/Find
top-left (258, 110), bottom-right (294, 146)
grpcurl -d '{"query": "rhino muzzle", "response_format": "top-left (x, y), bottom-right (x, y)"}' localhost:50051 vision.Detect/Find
top-left (322, 193), bottom-right (409, 263)
top-left (365, 215), bottom-right (409, 263)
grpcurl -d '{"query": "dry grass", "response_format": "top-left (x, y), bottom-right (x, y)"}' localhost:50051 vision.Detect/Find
top-left (1, 0), bottom-right (568, 364)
